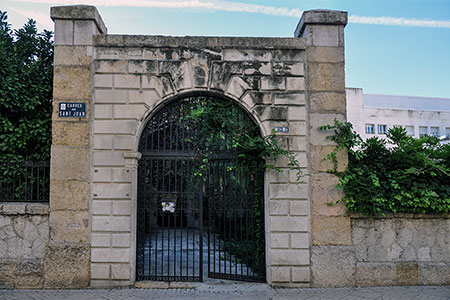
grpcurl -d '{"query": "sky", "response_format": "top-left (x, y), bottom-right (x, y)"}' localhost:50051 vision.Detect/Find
top-left (2, 0), bottom-right (450, 99)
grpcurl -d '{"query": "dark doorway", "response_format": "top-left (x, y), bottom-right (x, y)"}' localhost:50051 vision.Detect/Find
top-left (136, 95), bottom-right (266, 282)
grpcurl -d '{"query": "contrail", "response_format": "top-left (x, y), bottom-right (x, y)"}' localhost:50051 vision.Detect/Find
top-left (9, 0), bottom-right (450, 29)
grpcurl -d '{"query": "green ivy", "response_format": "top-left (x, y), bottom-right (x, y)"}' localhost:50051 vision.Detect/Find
top-left (320, 120), bottom-right (450, 215)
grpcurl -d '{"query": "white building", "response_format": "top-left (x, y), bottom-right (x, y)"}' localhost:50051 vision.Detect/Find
top-left (346, 88), bottom-right (450, 142)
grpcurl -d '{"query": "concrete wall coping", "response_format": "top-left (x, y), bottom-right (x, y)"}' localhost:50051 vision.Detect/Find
top-left (0, 203), bottom-right (49, 215)
top-left (50, 5), bottom-right (107, 34)
top-left (294, 9), bottom-right (348, 38)
top-left (349, 212), bottom-right (450, 219)
top-left (93, 34), bottom-right (307, 49)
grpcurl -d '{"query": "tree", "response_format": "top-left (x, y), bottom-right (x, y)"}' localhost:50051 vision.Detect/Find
top-left (0, 10), bottom-right (53, 163)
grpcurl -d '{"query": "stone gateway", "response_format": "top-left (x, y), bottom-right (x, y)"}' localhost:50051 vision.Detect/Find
top-left (1, 5), bottom-right (447, 289)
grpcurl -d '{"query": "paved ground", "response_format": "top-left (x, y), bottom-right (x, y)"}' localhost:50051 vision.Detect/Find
top-left (1, 284), bottom-right (449, 300)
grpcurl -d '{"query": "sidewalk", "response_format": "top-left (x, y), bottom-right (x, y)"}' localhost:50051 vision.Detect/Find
top-left (1, 284), bottom-right (449, 300)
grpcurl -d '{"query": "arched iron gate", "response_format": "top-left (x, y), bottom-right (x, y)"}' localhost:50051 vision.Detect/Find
top-left (136, 95), bottom-right (265, 282)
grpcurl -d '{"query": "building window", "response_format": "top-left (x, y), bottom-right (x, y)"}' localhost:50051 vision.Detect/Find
top-left (377, 124), bottom-right (387, 135)
top-left (430, 127), bottom-right (439, 137)
top-left (365, 124), bottom-right (375, 134)
top-left (405, 126), bottom-right (414, 136)
top-left (419, 126), bottom-right (428, 137)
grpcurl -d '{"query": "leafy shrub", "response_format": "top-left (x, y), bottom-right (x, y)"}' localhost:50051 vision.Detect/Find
top-left (320, 120), bottom-right (450, 215)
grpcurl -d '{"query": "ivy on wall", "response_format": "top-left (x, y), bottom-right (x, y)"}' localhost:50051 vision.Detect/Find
top-left (320, 120), bottom-right (450, 215)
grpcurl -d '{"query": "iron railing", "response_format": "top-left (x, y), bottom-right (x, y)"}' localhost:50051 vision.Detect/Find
top-left (0, 160), bottom-right (50, 202)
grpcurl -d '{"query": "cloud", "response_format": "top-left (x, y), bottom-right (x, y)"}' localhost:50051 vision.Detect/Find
top-left (6, 6), bottom-right (54, 30)
top-left (9, 0), bottom-right (450, 29)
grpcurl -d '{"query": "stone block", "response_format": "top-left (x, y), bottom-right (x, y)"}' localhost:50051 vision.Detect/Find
top-left (93, 168), bottom-right (112, 182)
top-left (243, 61), bottom-right (271, 75)
top-left (311, 246), bottom-right (356, 287)
top-left (50, 180), bottom-right (89, 211)
top-left (210, 61), bottom-right (243, 91)
top-left (141, 75), bottom-right (174, 98)
top-left (93, 151), bottom-right (125, 166)
top-left (91, 216), bottom-right (131, 232)
top-left (50, 147), bottom-right (89, 181)
top-left (272, 49), bottom-right (305, 62)
top-left (91, 233), bottom-right (111, 247)
top-left (158, 61), bottom-right (192, 91)
top-left (113, 135), bottom-right (135, 150)
top-left (74, 20), bottom-right (95, 45)
top-left (270, 233), bottom-right (289, 249)
top-left (270, 266), bottom-right (290, 283)
top-left (52, 121), bottom-right (90, 146)
top-left (54, 46), bottom-right (91, 66)
top-left (2, 204), bottom-right (26, 215)
top-left (309, 91), bottom-right (346, 113)
top-left (241, 92), bottom-right (272, 109)
top-left (311, 25), bottom-right (339, 47)
top-left (54, 20), bottom-right (73, 46)
top-left (310, 145), bottom-right (347, 173)
top-left (0, 260), bottom-right (16, 288)
top-left (92, 200), bottom-right (112, 215)
top-left (113, 105), bottom-right (146, 120)
top-left (271, 249), bottom-right (309, 265)
top-left (253, 106), bottom-right (287, 121)
top-left (95, 89), bottom-right (127, 104)
top-left (272, 62), bottom-right (304, 76)
top-left (91, 248), bottom-right (130, 263)
top-left (54, 66), bottom-right (91, 99)
top-left (135, 281), bottom-right (169, 288)
top-left (397, 262), bottom-right (418, 285)
top-left (288, 106), bottom-right (306, 121)
top-left (286, 77), bottom-right (305, 91)
top-left (49, 210), bottom-right (89, 243)
top-left (112, 168), bottom-right (132, 182)
top-left (269, 200), bottom-right (289, 215)
top-left (312, 216), bottom-right (351, 246)
top-left (307, 63), bottom-right (345, 92)
top-left (94, 120), bottom-right (138, 134)
top-left (128, 90), bottom-right (160, 106)
top-left (356, 262), bottom-right (397, 286)
top-left (94, 74), bottom-right (113, 88)
top-left (114, 74), bottom-right (140, 89)
top-left (292, 267), bottom-right (310, 282)
top-left (143, 48), bottom-right (178, 60)
top-left (91, 263), bottom-right (110, 279)
top-left (94, 135), bottom-right (113, 150)
top-left (273, 93), bottom-right (305, 105)
top-left (270, 216), bottom-right (309, 232)
top-left (44, 243), bottom-right (90, 288)
top-left (261, 77), bottom-right (285, 90)
top-left (95, 104), bottom-right (113, 119)
top-left (112, 233), bottom-right (131, 247)
top-left (25, 204), bottom-right (49, 215)
top-left (290, 232), bottom-right (310, 249)
top-left (270, 183), bottom-right (308, 199)
top-left (306, 47), bottom-right (344, 63)
top-left (112, 201), bottom-right (131, 216)
top-left (311, 173), bottom-right (346, 216)
top-left (419, 262), bottom-right (450, 285)
top-left (111, 264), bottom-right (130, 280)
top-left (290, 200), bottom-right (308, 216)
top-left (269, 170), bottom-right (289, 183)
top-left (96, 47), bottom-right (142, 60)
top-left (225, 76), bottom-right (252, 99)
top-left (128, 60), bottom-right (157, 74)
top-left (223, 49), bottom-right (272, 61)
top-left (289, 122), bottom-right (307, 137)
top-left (309, 113), bottom-right (345, 146)
top-left (94, 60), bottom-right (127, 73)
top-left (93, 183), bottom-right (131, 199)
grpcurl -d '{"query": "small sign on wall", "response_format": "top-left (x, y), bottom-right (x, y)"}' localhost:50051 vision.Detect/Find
top-left (58, 102), bottom-right (86, 118)
top-left (273, 126), bottom-right (289, 133)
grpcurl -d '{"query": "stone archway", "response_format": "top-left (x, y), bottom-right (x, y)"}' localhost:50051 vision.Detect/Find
top-left (136, 94), bottom-right (266, 282)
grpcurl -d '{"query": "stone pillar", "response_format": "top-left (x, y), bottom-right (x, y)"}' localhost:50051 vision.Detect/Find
top-left (46, 5), bottom-right (107, 288)
top-left (295, 10), bottom-right (352, 287)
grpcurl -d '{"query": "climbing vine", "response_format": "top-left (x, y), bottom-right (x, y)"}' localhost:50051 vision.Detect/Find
top-left (320, 120), bottom-right (450, 215)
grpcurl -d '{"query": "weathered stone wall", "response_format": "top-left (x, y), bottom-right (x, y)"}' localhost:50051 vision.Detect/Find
top-left (0, 204), bottom-right (49, 288)
top-left (311, 215), bottom-right (450, 287)
top-left (89, 35), bottom-right (311, 287)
